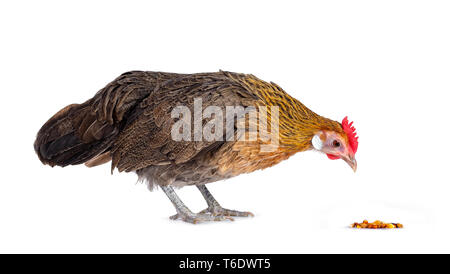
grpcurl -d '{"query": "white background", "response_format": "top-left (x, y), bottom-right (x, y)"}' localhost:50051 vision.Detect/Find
top-left (0, 0), bottom-right (449, 253)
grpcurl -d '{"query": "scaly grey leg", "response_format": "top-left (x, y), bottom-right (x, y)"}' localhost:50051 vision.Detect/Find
top-left (160, 185), bottom-right (233, 224)
top-left (196, 185), bottom-right (254, 217)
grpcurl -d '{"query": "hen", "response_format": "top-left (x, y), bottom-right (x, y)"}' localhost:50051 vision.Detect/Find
top-left (34, 71), bottom-right (358, 223)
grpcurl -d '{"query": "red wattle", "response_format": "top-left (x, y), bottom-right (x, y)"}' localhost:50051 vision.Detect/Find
top-left (326, 154), bottom-right (340, 160)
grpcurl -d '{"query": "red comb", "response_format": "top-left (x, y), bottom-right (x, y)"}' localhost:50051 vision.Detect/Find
top-left (342, 116), bottom-right (358, 154)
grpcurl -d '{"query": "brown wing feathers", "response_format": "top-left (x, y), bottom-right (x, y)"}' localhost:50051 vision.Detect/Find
top-left (109, 73), bottom-right (258, 172)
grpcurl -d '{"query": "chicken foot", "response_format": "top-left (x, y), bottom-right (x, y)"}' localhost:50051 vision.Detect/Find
top-left (161, 185), bottom-right (233, 224)
top-left (196, 185), bottom-right (254, 218)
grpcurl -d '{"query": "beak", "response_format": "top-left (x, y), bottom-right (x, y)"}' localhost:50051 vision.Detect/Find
top-left (343, 155), bottom-right (357, 172)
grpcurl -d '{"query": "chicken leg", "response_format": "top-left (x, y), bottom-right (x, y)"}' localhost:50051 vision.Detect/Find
top-left (196, 185), bottom-right (254, 218)
top-left (161, 185), bottom-right (233, 224)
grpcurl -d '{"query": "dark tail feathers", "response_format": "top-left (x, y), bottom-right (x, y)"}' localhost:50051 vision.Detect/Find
top-left (34, 103), bottom-right (116, 167)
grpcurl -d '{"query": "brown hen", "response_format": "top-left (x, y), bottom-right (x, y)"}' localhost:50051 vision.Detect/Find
top-left (35, 71), bottom-right (358, 223)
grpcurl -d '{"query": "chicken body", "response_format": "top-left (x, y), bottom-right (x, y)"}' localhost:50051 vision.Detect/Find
top-left (35, 71), bottom-right (357, 223)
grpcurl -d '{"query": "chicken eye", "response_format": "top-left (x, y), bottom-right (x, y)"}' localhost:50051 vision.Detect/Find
top-left (332, 140), bottom-right (341, 148)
